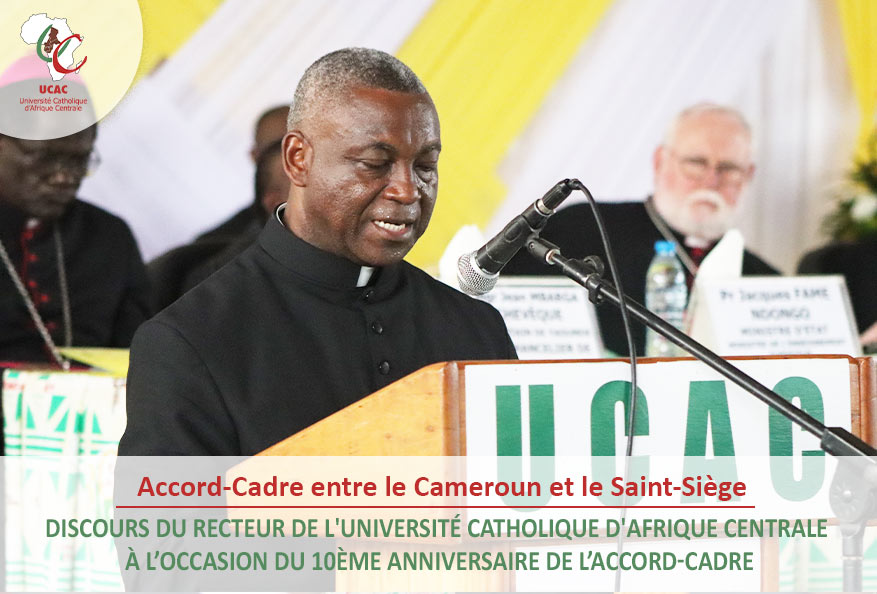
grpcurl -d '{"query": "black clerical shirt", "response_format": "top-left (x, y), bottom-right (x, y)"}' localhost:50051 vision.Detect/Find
top-left (0, 200), bottom-right (151, 363)
top-left (120, 213), bottom-right (517, 456)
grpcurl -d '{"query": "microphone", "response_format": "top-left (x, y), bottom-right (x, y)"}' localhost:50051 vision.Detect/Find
top-left (457, 179), bottom-right (574, 295)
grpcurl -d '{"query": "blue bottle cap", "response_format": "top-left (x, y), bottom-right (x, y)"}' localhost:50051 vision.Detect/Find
top-left (654, 240), bottom-right (675, 254)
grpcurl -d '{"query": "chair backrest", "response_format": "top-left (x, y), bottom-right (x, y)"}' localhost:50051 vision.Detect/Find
top-left (798, 239), bottom-right (877, 331)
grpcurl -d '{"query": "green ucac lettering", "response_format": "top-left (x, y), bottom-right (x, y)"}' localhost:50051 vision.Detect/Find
top-left (769, 377), bottom-right (825, 500)
top-left (682, 381), bottom-right (739, 501)
top-left (590, 381), bottom-right (649, 505)
top-left (494, 384), bottom-right (556, 508)
top-left (590, 381), bottom-right (650, 455)
top-left (683, 381), bottom-right (735, 456)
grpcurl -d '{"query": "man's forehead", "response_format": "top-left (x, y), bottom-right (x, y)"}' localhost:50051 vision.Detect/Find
top-left (313, 87), bottom-right (438, 133)
top-left (676, 113), bottom-right (748, 142)
top-left (254, 112), bottom-right (287, 145)
top-left (673, 115), bottom-right (750, 157)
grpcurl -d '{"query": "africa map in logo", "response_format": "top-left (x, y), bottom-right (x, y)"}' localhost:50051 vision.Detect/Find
top-left (20, 14), bottom-right (87, 81)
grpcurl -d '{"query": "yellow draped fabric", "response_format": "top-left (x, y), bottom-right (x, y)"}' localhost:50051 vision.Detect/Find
top-left (837, 0), bottom-right (877, 159)
top-left (61, 347), bottom-right (130, 377)
top-left (136, 0), bottom-right (223, 80)
top-left (397, 0), bottom-right (612, 268)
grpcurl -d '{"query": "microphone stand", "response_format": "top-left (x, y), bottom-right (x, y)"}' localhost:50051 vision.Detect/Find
top-left (525, 235), bottom-right (877, 592)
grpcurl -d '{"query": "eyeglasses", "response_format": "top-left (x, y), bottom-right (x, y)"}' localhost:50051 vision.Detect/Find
top-left (4, 137), bottom-right (101, 177)
top-left (667, 148), bottom-right (749, 185)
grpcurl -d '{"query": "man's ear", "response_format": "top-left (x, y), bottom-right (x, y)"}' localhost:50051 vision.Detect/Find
top-left (282, 131), bottom-right (312, 187)
top-left (652, 145), bottom-right (666, 177)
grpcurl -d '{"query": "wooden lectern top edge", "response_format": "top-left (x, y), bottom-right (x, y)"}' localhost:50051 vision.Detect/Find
top-left (379, 354), bottom-right (862, 367)
top-left (503, 354), bottom-right (862, 365)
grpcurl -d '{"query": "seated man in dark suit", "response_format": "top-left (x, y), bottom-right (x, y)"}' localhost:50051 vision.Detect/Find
top-left (120, 48), bottom-right (517, 456)
top-left (194, 105), bottom-right (289, 243)
top-left (0, 126), bottom-right (151, 460)
top-left (145, 107), bottom-right (291, 310)
top-left (0, 126), bottom-right (151, 366)
top-left (505, 103), bottom-right (778, 355)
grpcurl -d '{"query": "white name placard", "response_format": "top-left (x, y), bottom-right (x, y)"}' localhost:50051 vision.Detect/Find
top-left (479, 276), bottom-right (603, 359)
top-left (688, 275), bottom-right (861, 356)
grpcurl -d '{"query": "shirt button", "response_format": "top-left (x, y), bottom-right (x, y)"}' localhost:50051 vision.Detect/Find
top-left (39, 293), bottom-right (50, 304)
top-left (378, 360), bottom-right (390, 375)
top-left (27, 280), bottom-right (37, 289)
top-left (27, 253), bottom-right (38, 263)
top-left (362, 288), bottom-right (375, 302)
top-left (371, 320), bottom-right (383, 335)
top-left (46, 321), bottom-right (57, 330)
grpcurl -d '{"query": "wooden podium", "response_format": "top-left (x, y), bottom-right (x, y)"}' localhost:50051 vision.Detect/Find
top-left (235, 356), bottom-right (876, 591)
top-left (259, 355), bottom-right (876, 456)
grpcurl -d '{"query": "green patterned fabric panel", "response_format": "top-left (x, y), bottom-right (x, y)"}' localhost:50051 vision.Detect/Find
top-left (3, 369), bottom-right (126, 592)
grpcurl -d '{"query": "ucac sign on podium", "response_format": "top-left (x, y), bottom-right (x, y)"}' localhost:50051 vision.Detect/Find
top-left (463, 357), bottom-right (856, 509)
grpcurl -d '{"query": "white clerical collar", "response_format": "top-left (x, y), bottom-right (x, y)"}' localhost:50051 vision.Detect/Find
top-left (275, 204), bottom-right (374, 287)
top-left (356, 267), bottom-right (374, 287)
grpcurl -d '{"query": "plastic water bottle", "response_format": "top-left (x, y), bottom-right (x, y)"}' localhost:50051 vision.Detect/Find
top-left (644, 240), bottom-right (688, 357)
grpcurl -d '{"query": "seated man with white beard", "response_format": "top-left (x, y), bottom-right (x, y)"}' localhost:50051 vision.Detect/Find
top-left (504, 102), bottom-right (778, 356)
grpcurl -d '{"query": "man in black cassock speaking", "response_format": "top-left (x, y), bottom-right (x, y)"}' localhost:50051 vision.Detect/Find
top-left (119, 48), bottom-right (517, 457)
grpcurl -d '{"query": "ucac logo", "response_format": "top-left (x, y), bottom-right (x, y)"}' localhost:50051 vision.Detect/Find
top-left (20, 13), bottom-right (88, 81)
top-left (3, 2), bottom-right (140, 140)
top-left (37, 26), bottom-right (86, 75)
